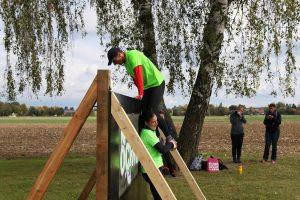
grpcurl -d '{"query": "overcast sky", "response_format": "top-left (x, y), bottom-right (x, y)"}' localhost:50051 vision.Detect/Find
top-left (0, 6), bottom-right (299, 108)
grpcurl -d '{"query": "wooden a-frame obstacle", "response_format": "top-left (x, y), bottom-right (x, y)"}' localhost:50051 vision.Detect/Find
top-left (27, 70), bottom-right (206, 200)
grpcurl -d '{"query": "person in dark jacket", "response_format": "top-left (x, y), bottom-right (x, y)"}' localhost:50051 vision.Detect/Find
top-left (230, 105), bottom-right (247, 163)
top-left (261, 103), bottom-right (281, 164)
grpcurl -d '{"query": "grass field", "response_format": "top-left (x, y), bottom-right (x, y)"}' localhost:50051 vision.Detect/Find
top-left (0, 115), bottom-right (299, 199)
top-left (0, 114), bottom-right (299, 124)
top-left (0, 154), bottom-right (299, 200)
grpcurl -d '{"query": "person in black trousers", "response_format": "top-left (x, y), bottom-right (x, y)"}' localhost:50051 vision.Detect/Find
top-left (262, 103), bottom-right (281, 164)
top-left (107, 48), bottom-right (174, 142)
top-left (230, 105), bottom-right (247, 163)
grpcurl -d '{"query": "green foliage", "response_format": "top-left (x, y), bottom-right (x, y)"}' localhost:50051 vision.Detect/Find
top-left (222, 0), bottom-right (300, 97)
top-left (1, 0), bottom-right (299, 100)
top-left (170, 102), bottom-right (300, 116)
top-left (0, 0), bottom-right (86, 100)
top-left (93, 0), bottom-right (300, 97)
top-left (0, 101), bottom-right (65, 116)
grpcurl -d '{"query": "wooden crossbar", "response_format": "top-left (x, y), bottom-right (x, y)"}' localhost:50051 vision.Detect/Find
top-left (27, 76), bottom-right (98, 200)
top-left (78, 169), bottom-right (97, 200)
top-left (111, 92), bottom-right (177, 200)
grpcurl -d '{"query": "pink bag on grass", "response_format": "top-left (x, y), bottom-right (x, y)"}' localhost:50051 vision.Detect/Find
top-left (207, 157), bottom-right (219, 172)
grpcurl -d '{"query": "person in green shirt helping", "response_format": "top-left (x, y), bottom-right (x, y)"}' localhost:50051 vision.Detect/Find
top-left (107, 47), bottom-right (174, 141)
top-left (140, 111), bottom-right (177, 200)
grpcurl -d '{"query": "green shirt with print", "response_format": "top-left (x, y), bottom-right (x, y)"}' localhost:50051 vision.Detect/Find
top-left (124, 50), bottom-right (164, 89)
top-left (140, 128), bottom-right (164, 173)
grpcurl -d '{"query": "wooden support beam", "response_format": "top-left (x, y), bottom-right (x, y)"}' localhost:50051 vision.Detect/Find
top-left (111, 92), bottom-right (176, 200)
top-left (78, 169), bottom-right (96, 200)
top-left (27, 76), bottom-right (98, 200)
top-left (96, 70), bottom-right (110, 200)
top-left (159, 130), bottom-right (206, 200)
top-left (170, 150), bottom-right (206, 200)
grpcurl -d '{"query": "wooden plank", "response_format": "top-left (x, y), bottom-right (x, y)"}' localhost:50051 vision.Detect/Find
top-left (78, 169), bottom-right (96, 200)
top-left (111, 92), bottom-right (176, 200)
top-left (159, 130), bottom-right (206, 200)
top-left (96, 70), bottom-right (110, 200)
top-left (27, 76), bottom-right (98, 200)
top-left (170, 150), bottom-right (206, 200)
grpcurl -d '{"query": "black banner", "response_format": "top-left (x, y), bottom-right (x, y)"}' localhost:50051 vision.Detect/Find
top-left (109, 93), bottom-right (142, 199)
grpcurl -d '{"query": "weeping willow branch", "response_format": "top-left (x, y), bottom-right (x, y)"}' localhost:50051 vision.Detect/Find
top-left (0, 0), bottom-right (86, 100)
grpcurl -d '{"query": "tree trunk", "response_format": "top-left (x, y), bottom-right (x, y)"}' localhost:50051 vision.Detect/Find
top-left (138, 0), bottom-right (178, 138)
top-left (138, 0), bottom-right (158, 65)
top-left (178, 0), bottom-right (229, 164)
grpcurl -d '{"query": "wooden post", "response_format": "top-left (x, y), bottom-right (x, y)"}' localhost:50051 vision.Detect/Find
top-left (27, 76), bottom-right (98, 200)
top-left (111, 93), bottom-right (177, 200)
top-left (78, 169), bottom-right (96, 200)
top-left (96, 70), bottom-right (110, 200)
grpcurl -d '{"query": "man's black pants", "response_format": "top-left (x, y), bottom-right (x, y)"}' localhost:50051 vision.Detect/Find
top-left (140, 81), bottom-right (171, 137)
top-left (263, 129), bottom-right (280, 161)
top-left (142, 172), bottom-right (162, 200)
top-left (231, 134), bottom-right (244, 161)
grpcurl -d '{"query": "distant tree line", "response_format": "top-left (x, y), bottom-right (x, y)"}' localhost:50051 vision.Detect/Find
top-left (1, 101), bottom-right (299, 117)
top-left (168, 102), bottom-right (300, 116)
top-left (0, 101), bottom-right (72, 116)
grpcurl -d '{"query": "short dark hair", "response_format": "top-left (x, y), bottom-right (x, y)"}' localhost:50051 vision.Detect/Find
top-left (158, 110), bottom-right (164, 114)
top-left (237, 105), bottom-right (244, 110)
top-left (269, 103), bottom-right (276, 108)
top-left (142, 111), bottom-right (156, 123)
top-left (107, 47), bottom-right (122, 65)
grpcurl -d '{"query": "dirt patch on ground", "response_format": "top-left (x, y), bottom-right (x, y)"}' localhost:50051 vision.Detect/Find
top-left (0, 123), bottom-right (97, 158)
top-left (0, 122), bottom-right (299, 158)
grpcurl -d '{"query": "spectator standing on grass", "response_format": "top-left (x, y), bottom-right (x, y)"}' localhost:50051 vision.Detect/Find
top-left (230, 105), bottom-right (247, 163)
top-left (261, 103), bottom-right (281, 164)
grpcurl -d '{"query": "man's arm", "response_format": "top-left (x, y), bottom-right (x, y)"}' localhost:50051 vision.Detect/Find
top-left (275, 112), bottom-right (282, 126)
top-left (241, 116), bottom-right (247, 124)
top-left (263, 114), bottom-right (268, 125)
top-left (154, 141), bottom-right (174, 155)
top-left (133, 65), bottom-right (144, 99)
top-left (230, 113), bottom-right (235, 125)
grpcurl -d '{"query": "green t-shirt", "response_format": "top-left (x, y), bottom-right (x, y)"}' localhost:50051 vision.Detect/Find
top-left (140, 128), bottom-right (164, 173)
top-left (124, 50), bottom-right (164, 89)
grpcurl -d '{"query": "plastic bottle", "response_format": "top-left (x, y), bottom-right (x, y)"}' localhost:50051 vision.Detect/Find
top-left (238, 164), bottom-right (243, 175)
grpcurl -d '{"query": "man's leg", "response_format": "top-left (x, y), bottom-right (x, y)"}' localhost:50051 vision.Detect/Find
top-left (263, 131), bottom-right (272, 161)
top-left (271, 129), bottom-right (280, 161)
top-left (236, 134), bottom-right (244, 162)
top-left (163, 152), bottom-right (176, 176)
top-left (231, 134), bottom-right (237, 162)
top-left (141, 82), bottom-right (172, 138)
top-left (142, 173), bottom-right (162, 200)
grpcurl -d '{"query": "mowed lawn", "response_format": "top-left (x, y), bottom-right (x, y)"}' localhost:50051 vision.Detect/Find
top-left (0, 115), bottom-right (299, 199)
top-left (0, 155), bottom-right (299, 200)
